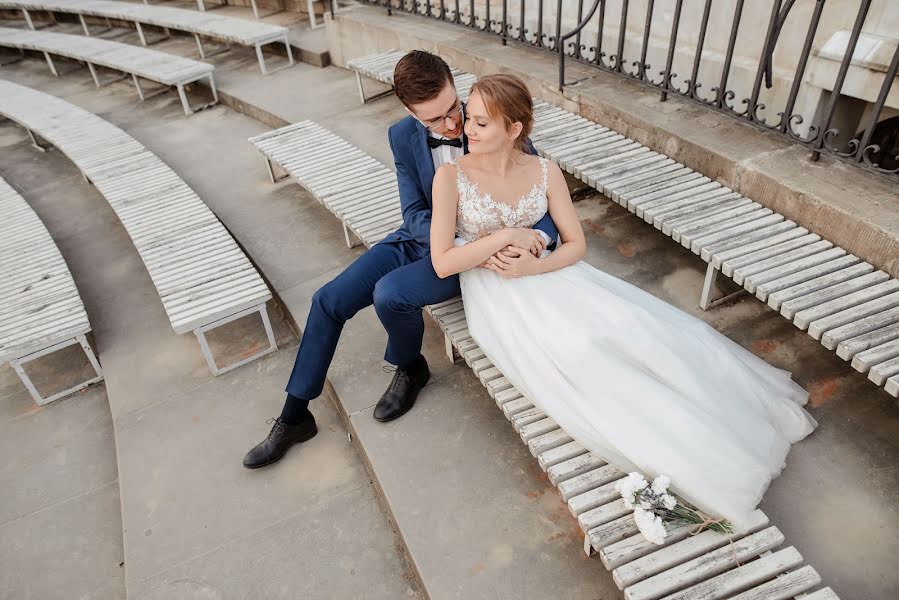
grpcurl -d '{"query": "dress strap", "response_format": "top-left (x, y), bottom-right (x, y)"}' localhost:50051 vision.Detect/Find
top-left (539, 156), bottom-right (549, 191)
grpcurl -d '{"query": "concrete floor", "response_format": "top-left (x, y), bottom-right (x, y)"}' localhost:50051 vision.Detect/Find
top-left (0, 59), bottom-right (418, 599)
top-left (0, 16), bottom-right (897, 600)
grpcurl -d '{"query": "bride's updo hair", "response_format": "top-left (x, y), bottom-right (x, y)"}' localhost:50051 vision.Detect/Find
top-left (470, 74), bottom-right (533, 154)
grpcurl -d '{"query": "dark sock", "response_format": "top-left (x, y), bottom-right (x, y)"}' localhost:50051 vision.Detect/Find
top-left (279, 393), bottom-right (311, 425)
top-left (400, 353), bottom-right (426, 373)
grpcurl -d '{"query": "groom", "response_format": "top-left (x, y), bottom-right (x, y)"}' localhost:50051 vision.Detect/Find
top-left (243, 50), bottom-right (560, 468)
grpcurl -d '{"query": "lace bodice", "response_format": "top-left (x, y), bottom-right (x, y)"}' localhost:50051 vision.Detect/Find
top-left (454, 156), bottom-right (549, 242)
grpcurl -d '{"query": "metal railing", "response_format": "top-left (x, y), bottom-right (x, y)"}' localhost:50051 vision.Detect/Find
top-left (357, 0), bottom-right (899, 181)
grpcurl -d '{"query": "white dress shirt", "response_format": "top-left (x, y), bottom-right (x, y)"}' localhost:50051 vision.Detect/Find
top-left (428, 130), bottom-right (464, 169)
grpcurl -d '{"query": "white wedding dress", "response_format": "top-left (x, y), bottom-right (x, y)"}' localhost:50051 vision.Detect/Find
top-left (452, 156), bottom-right (818, 532)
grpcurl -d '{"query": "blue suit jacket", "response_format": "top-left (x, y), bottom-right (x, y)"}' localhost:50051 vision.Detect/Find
top-left (381, 114), bottom-right (560, 247)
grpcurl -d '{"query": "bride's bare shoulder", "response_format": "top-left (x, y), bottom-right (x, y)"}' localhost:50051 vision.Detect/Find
top-left (433, 162), bottom-right (460, 197)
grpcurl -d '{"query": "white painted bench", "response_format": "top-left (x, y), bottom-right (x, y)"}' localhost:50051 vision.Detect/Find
top-left (345, 53), bottom-right (899, 399)
top-left (0, 26), bottom-right (216, 115)
top-left (249, 120), bottom-right (842, 600)
top-left (0, 79), bottom-right (276, 376)
top-left (249, 121), bottom-right (403, 249)
top-left (347, 49), bottom-right (477, 103)
top-left (0, 0), bottom-right (293, 74)
top-left (175, 0), bottom-right (323, 29)
top-left (0, 177), bottom-right (103, 405)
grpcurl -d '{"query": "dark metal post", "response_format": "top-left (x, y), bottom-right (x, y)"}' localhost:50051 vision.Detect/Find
top-left (635, 0), bottom-right (653, 79)
top-left (811, 0), bottom-right (872, 157)
top-left (614, 0), bottom-right (628, 72)
top-left (687, 0), bottom-right (712, 97)
top-left (660, 0), bottom-right (682, 100)
top-left (780, 0), bottom-right (825, 133)
top-left (714, 0), bottom-right (743, 108)
top-left (854, 43), bottom-right (899, 166)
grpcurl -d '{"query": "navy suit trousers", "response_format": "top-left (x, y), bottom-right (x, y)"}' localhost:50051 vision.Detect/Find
top-left (286, 238), bottom-right (461, 400)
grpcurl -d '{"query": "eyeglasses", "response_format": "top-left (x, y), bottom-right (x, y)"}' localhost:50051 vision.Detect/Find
top-left (417, 99), bottom-right (463, 132)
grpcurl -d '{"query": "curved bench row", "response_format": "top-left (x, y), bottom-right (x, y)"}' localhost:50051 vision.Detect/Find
top-left (0, 0), bottom-right (294, 74)
top-left (0, 26), bottom-right (216, 115)
top-left (0, 177), bottom-right (103, 405)
top-left (347, 51), bottom-right (899, 399)
top-left (249, 120), bottom-right (842, 600)
top-left (0, 79), bottom-right (276, 375)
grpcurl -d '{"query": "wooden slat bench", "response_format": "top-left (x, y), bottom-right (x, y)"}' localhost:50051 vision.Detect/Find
top-left (0, 176), bottom-right (103, 405)
top-left (0, 26), bottom-right (217, 115)
top-left (0, 79), bottom-right (276, 376)
top-left (345, 52), bottom-right (899, 399)
top-left (165, 0), bottom-right (323, 29)
top-left (347, 49), bottom-right (477, 103)
top-left (0, 0), bottom-right (294, 74)
top-left (249, 120), bottom-right (841, 600)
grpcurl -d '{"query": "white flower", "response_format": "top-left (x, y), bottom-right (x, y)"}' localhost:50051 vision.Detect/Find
top-left (651, 475), bottom-right (671, 494)
top-left (616, 472), bottom-right (648, 509)
top-left (661, 493), bottom-right (677, 510)
top-left (634, 507), bottom-right (668, 545)
top-left (638, 497), bottom-right (655, 510)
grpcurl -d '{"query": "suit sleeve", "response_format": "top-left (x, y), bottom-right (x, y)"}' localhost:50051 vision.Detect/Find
top-left (389, 126), bottom-right (433, 245)
top-left (525, 136), bottom-right (560, 248)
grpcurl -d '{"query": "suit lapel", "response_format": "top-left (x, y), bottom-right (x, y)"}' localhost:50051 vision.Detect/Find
top-left (411, 122), bottom-right (436, 205)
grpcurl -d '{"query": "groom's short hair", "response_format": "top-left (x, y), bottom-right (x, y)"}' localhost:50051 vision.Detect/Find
top-left (393, 50), bottom-right (454, 108)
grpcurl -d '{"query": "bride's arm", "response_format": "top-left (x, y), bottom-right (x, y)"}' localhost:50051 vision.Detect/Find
top-left (487, 161), bottom-right (586, 277)
top-left (430, 164), bottom-right (539, 279)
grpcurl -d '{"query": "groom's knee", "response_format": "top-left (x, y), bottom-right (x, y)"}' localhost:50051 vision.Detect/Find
top-left (311, 282), bottom-right (350, 322)
top-left (373, 277), bottom-right (417, 316)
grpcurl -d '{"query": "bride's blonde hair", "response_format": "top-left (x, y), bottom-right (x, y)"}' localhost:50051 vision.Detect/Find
top-left (470, 74), bottom-right (533, 154)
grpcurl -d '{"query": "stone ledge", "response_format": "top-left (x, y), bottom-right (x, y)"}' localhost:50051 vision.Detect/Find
top-left (327, 6), bottom-right (899, 278)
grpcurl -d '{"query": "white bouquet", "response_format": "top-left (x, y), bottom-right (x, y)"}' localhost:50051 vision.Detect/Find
top-left (615, 472), bottom-right (733, 545)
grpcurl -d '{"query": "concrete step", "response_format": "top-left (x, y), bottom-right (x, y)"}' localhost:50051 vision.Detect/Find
top-left (205, 38), bottom-right (895, 600)
top-left (0, 64), bottom-right (415, 599)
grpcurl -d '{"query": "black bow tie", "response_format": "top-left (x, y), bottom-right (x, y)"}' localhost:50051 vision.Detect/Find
top-left (427, 136), bottom-right (463, 149)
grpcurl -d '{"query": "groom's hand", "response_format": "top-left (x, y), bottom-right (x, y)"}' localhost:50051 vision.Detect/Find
top-left (485, 246), bottom-right (540, 278)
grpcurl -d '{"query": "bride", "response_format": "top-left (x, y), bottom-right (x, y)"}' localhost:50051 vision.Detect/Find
top-left (429, 74), bottom-right (818, 533)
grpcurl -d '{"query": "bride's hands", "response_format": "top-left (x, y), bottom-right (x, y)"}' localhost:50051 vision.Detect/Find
top-left (504, 228), bottom-right (547, 258)
top-left (485, 246), bottom-right (541, 278)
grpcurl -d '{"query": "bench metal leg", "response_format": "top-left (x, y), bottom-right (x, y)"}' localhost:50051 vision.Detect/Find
top-left (355, 71), bottom-right (366, 103)
top-left (699, 262), bottom-right (748, 310)
top-left (194, 33), bottom-right (206, 59)
top-left (254, 37), bottom-right (294, 76)
top-left (42, 51), bottom-right (58, 76)
top-left (342, 223), bottom-right (358, 248)
top-left (193, 304), bottom-right (278, 376)
top-left (208, 73), bottom-right (219, 104)
top-left (251, 0), bottom-right (260, 19)
top-left (284, 34), bottom-right (294, 66)
top-left (307, 0), bottom-right (318, 28)
top-left (263, 156), bottom-right (289, 183)
top-left (132, 73), bottom-right (144, 101)
top-left (699, 263), bottom-right (718, 310)
top-left (22, 8), bottom-right (35, 30)
top-left (10, 335), bottom-right (104, 406)
top-left (176, 83), bottom-right (191, 116)
top-left (79, 14), bottom-right (90, 36)
top-left (197, 0), bottom-right (205, 11)
top-left (87, 62), bottom-right (100, 86)
top-left (135, 21), bottom-right (148, 46)
top-left (25, 128), bottom-right (47, 152)
top-left (255, 42), bottom-right (267, 75)
top-left (86, 62), bottom-right (128, 87)
top-left (444, 333), bottom-right (455, 363)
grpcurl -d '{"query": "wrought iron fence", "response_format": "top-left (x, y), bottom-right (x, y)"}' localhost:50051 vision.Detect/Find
top-left (357, 0), bottom-right (899, 181)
